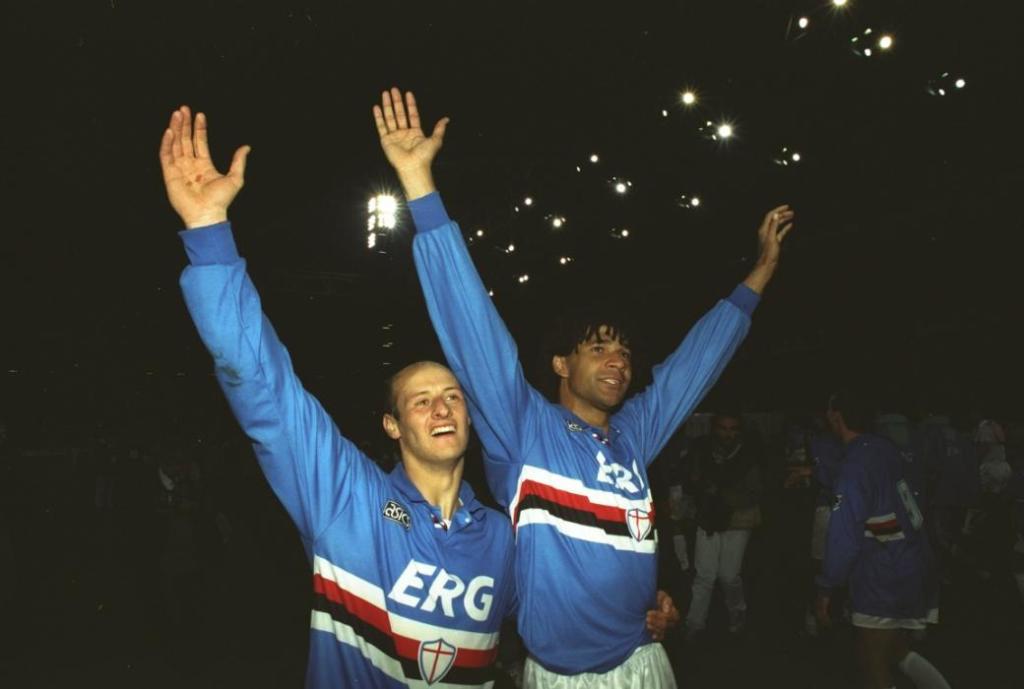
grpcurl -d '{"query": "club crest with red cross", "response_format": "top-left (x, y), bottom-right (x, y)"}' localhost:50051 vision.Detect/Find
top-left (626, 507), bottom-right (652, 541)
top-left (418, 637), bottom-right (457, 685)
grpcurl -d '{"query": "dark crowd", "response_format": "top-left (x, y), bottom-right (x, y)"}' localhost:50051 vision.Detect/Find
top-left (1, 396), bottom-right (1020, 687)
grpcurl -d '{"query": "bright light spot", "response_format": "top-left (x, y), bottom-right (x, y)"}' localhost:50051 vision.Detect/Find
top-left (614, 182), bottom-right (628, 194)
top-left (690, 196), bottom-right (701, 207)
top-left (621, 229), bottom-right (630, 238)
top-left (955, 78), bottom-right (966, 89)
top-left (524, 196), bottom-right (533, 206)
top-left (368, 194), bottom-right (398, 230)
top-left (367, 232), bottom-right (376, 249)
top-left (798, 17), bottom-right (809, 29)
top-left (517, 274), bottom-right (530, 284)
top-left (661, 109), bottom-right (669, 117)
top-left (878, 34), bottom-right (893, 50)
top-left (832, 0), bottom-right (848, 7)
top-left (863, 48), bottom-right (872, 57)
top-left (589, 153), bottom-right (600, 163)
top-left (717, 123), bottom-right (733, 139)
top-left (476, 229), bottom-right (485, 237)
top-left (488, 289), bottom-right (494, 297)
top-left (559, 256), bottom-right (573, 265)
top-left (937, 88), bottom-right (946, 96)
top-left (552, 216), bottom-right (565, 229)
top-left (575, 165), bottom-right (582, 172)
top-left (791, 152), bottom-right (801, 162)
top-left (682, 91), bottom-right (697, 105)
top-left (507, 243), bottom-right (516, 253)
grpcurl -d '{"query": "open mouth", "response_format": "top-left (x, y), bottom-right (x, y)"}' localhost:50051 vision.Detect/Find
top-left (598, 377), bottom-right (624, 387)
top-left (430, 425), bottom-right (457, 437)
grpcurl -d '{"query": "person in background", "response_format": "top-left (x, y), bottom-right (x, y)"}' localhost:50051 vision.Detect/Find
top-left (683, 412), bottom-right (762, 639)
top-left (816, 390), bottom-right (950, 689)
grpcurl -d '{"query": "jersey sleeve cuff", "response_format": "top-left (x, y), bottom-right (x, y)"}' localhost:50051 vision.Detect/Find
top-left (407, 192), bottom-right (451, 233)
top-left (178, 222), bottom-right (240, 265)
top-left (727, 283), bottom-right (760, 316)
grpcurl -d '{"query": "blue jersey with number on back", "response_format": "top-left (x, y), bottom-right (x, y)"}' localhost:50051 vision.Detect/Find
top-left (408, 193), bottom-right (755, 674)
top-left (817, 433), bottom-right (937, 619)
top-left (178, 223), bottom-right (515, 689)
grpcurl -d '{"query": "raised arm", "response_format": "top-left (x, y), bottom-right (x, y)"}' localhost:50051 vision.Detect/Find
top-left (373, 88), bottom-right (544, 486)
top-left (161, 106), bottom-right (375, 547)
top-left (616, 207), bottom-right (795, 464)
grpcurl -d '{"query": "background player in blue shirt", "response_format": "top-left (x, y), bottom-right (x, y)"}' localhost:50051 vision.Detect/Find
top-left (159, 105), bottom-right (515, 689)
top-left (816, 390), bottom-right (951, 689)
top-left (373, 88), bottom-right (793, 687)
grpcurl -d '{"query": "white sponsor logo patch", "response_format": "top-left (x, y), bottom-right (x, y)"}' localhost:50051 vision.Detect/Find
top-left (382, 499), bottom-right (411, 529)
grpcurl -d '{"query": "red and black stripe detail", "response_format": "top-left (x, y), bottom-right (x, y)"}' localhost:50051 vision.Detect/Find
top-left (311, 574), bottom-right (496, 686)
top-left (866, 517), bottom-right (902, 537)
top-left (512, 480), bottom-right (655, 539)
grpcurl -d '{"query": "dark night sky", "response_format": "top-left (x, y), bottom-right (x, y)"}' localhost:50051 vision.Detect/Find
top-left (2, 0), bottom-right (1022, 441)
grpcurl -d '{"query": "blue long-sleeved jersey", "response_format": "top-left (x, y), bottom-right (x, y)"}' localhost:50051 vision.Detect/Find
top-left (179, 223), bottom-right (515, 689)
top-left (408, 193), bottom-right (755, 674)
top-left (810, 434), bottom-right (844, 508)
top-left (817, 433), bottom-right (937, 619)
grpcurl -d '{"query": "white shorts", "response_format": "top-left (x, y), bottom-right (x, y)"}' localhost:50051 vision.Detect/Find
top-left (852, 608), bottom-right (940, 630)
top-left (810, 505), bottom-right (832, 561)
top-left (523, 643), bottom-right (676, 689)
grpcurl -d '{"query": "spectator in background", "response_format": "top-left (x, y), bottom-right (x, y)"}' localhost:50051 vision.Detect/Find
top-left (962, 419), bottom-right (1014, 585)
top-left (919, 409), bottom-right (977, 582)
top-left (684, 412), bottom-right (762, 639)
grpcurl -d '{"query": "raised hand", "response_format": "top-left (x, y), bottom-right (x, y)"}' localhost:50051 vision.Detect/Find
top-left (743, 204), bottom-right (795, 294)
top-left (159, 105), bottom-right (251, 229)
top-left (755, 204), bottom-right (795, 267)
top-left (372, 87), bottom-right (449, 199)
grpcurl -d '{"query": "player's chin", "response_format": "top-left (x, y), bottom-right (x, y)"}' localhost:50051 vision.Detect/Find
top-left (596, 390), bottom-right (627, 409)
top-left (429, 437), bottom-right (468, 461)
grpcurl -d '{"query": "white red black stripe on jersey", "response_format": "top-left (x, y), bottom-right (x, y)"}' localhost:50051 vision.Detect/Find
top-left (508, 465), bottom-right (657, 553)
top-left (864, 512), bottom-right (905, 542)
top-left (309, 555), bottom-right (498, 688)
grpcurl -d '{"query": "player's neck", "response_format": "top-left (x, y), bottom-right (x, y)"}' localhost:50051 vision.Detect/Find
top-left (403, 456), bottom-right (465, 520)
top-left (558, 388), bottom-right (611, 434)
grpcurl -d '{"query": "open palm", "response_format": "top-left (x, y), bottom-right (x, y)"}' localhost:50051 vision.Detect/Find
top-left (373, 88), bottom-right (448, 174)
top-left (159, 105), bottom-right (250, 228)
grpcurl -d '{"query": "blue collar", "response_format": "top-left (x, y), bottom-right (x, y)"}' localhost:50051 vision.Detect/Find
top-left (557, 407), bottom-right (622, 446)
top-left (387, 462), bottom-right (486, 523)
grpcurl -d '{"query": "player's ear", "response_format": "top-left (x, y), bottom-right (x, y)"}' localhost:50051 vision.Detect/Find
top-left (551, 354), bottom-right (569, 379)
top-left (382, 414), bottom-right (401, 440)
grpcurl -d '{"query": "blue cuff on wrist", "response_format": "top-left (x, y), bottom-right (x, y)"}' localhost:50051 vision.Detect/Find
top-left (727, 284), bottom-right (760, 316)
top-left (407, 192), bottom-right (450, 233)
top-left (179, 222), bottom-right (240, 265)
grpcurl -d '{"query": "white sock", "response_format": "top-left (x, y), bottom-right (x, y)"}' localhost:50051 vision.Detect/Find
top-left (898, 651), bottom-right (952, 689)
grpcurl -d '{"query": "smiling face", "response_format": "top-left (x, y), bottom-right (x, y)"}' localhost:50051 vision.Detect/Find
top-left (553, 326), bottom-right (633, 424)
top-left (382, 362), bottom-right (470, 469)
